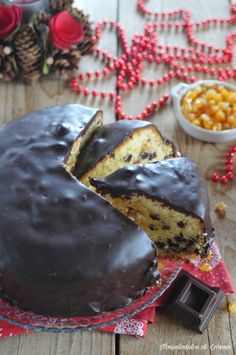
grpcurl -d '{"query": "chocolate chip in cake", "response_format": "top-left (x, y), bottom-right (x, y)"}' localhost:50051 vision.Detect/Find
top-left (177, 221), bottom-right (186, 228)
top-left (167, 239), bottom-right (180, 248)
top-left (162, 225), bottom-right (170, 230)
top-left (174, 235), bottom-right (185, 242)
top-left (124, 154), bottom-right (132, 163)
top-left (149, 224), bottom-right (158, 231)
top-left (140, 152), bottom-right (149, 159)
top-left (150, 213), bottom-right (160, 221)
top-left (149, 152), bottom-right (157, 160)
top-left (167, 238), bottom-right (174, 246)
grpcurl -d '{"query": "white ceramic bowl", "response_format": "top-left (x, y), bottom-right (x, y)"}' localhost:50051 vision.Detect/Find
top-left (171, 80), bottom-right (236, 143)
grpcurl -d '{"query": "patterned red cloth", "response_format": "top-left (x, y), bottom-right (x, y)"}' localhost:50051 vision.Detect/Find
top-left (0, 243), bottom-right (234, 339)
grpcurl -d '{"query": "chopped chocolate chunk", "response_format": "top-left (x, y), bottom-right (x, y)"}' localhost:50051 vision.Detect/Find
top-left (162, 225), bottom-right (170, 230)
top-left (124, 154), bottom-right (132, 163)
top-left (150, 213), bottom-right (160, 221)
top-left (177, 221), bottom-right (185, 228)
top-left (165, 270), bottom-right (224, 333)
top-left (194, 248), bottom-right (200, 255)
top-left (149, 224), bottom-right (158, 231)
top-left (140, 152), bottom-right (150, 159)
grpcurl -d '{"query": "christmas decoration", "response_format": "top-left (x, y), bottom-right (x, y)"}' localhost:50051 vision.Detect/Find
top-left (68, 0), bottom-right (236, 186)
top-left (0, 0), bottom-right (93, 84)
top-left (211, 145), bottom-right (236, 184)
top-left (69, 0), bottom-right (236, 123)
top-left (0, 5), bottom-right (22, 39)
top-left (14, 24), bottom-right (43, 84)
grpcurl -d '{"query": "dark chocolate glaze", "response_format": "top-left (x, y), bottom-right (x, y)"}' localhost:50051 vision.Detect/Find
top-left (74, 120), bottom-right (176, 178)
top-left (0, 104), bottom-right (159, 317)
top-left (91, 158), bottom-right (215, 257)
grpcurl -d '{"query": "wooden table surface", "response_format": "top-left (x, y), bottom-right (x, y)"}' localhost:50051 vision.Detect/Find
top-left (0, 0), bottom-right (235, 354)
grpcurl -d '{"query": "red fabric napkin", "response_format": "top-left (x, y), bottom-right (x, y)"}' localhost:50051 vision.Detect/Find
top-left (0, 243), bottom-right (234, 339)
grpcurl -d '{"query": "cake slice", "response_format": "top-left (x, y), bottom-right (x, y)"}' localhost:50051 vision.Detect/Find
top-left (74, 120), bottom-right (176, 186)
top-left (65, 107), bottom-right (103, 174)
top-left (91, 158), bottom-right (215, 258)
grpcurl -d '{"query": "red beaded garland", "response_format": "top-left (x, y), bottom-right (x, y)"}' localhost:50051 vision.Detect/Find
top-left (69, 0), bottom-right (236, 122)
top-left (211, 145), bottom-right (236, 185)
top-left (69, 0), bottom-right (236, 185)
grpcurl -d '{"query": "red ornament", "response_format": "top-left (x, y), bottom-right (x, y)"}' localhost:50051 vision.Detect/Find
top-left (211, 173), bottom-right (219, 182)
top-left (49, 11), bottom-right (84, 51)
top-left (220, 176), bottom-right (228, 184)
top-left (0, 5), bottom-right (22, 39)
top-left (226, 172), bottom-right (234, 179)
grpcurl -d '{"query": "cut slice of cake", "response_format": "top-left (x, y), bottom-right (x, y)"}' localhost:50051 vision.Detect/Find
top-left (74, 120), bottom-right (176, 187)
top-left (65, 107), bottom-right (103, 174)
top-left (91, 158), bottom-right (215, 258)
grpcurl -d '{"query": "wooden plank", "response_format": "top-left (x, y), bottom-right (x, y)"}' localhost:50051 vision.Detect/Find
top-left (0, 336), bottom-right (19, 355)
top-left (56, 0), bottom-right (119, 124)
top-left (0, 331), bottom-right (115, 355)
top-left (0, 0), bottom-right (118, 354)
top-left (119, 0), bottom-right (235, 354)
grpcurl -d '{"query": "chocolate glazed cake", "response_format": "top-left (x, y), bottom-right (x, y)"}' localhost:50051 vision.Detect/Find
top-left (0, 104), bottom-right (159, 317)
top-left (74, 120), bottom-right (176, 187)
top-left (91, 158), bottom-right (215, 258)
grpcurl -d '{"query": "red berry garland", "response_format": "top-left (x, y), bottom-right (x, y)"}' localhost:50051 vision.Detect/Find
top-left (69, 0), bottom-right (236, 185)
top-left (211, 145), bottom-right (236, 184)
top-left (69, 1), bottom-right (236, 120)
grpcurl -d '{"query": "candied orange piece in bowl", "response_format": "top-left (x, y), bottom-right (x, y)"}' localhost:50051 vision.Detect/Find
top-left (171, 80), bottom-right (236, 142)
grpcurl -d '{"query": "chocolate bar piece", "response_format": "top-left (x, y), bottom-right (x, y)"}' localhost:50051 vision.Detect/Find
top-left (165, 270), bottom-right (224, 333)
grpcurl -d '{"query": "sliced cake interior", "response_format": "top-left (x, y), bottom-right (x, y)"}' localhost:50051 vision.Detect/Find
top-left (65, 110), bottom-right (103, 174)
top-left (74, 120), bottom-right (176, 187)
top-left (90, 158), bottom-right (214, 258)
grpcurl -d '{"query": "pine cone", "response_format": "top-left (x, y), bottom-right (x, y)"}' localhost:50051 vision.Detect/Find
top-left (0, 44), bottom-right (17, 82)
top-left (51, 48), bottom-right (81, 79)
top-left (49, 0), bottom-right (73, 12)
top-left (35, 11), bottom-right (51, 24)
top-left (70, 9), bottom-right (94, 55)
top-left (14, 25), bottom-right (44, 85)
